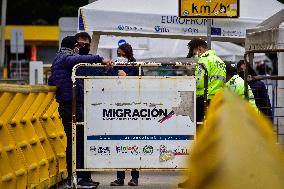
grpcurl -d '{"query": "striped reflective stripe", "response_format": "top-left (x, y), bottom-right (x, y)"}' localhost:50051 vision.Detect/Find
top-left (209, 75), bottom-right (226, 82)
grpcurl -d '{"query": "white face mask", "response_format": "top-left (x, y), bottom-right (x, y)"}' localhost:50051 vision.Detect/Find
top-left (193, 55), bottom-right (200, 62)
top-left (116, 57), bottom-right (129, 63)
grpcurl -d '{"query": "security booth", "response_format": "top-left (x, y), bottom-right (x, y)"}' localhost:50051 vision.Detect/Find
top-left (245, 9), bottom-right (284, 142)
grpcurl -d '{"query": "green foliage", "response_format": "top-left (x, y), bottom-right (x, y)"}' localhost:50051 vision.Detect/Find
top-left (7, 0), bottom-right (88, 25)
top-left (277, 0), bottom-right (284, 4)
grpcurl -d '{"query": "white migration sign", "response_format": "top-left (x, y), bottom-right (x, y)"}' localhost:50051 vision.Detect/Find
top-left (84, 77), bottom-right (196, 169)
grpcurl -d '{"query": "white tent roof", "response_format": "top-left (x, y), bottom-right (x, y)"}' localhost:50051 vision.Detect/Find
top-left (134, 39), bottom-right (267, 62)
top-left (79, 0), bottom-right (284, 42)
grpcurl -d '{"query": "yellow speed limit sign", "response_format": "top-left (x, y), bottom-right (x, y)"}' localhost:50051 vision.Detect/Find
top-left (179, 0), bottom-right (240, 18)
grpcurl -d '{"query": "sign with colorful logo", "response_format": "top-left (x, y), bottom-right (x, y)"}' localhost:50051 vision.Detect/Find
top-left (179, 0), bottom-right (240, 18)
top-left (84, 77), bottom-right (196, 169)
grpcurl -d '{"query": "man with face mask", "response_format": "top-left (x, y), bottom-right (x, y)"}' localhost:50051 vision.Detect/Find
top-left (178, 38), bottom-right (226, 188)
top-left (75, 32), bottom-right (91, 55)
top-left (75, 32), bottom-right (109, 77)
top-left (187, 38), bottom-right (226, 123)
top-left (225, 62), bottom-right (258, 110)
top-left (48, 36), bottom-right (111, 188)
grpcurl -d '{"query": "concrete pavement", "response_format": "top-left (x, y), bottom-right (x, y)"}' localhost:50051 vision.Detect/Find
top-left (90, 170), bottom-right (187, 189)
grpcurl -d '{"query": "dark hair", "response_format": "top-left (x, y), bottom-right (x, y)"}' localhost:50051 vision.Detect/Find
top-left (118, 43), bottom-right (135, 62)
top-left (75, 32), bottom-right (92, 43)
top-left (226, 62), bottom-right (238, 77)
top-left (237, 60), bottom-right (257, 76)
top-left (61, 36), bottom-right (77, 49)
top-left (187, 38), bottom-right (208, 51)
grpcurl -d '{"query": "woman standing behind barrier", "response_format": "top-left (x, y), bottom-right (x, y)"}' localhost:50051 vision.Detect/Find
top-left (48, 36), bottom-right (111, 188)
top-left (106, 43), bottom-right (140, 77)
top-left (109, 43), bottom-right (140, 187)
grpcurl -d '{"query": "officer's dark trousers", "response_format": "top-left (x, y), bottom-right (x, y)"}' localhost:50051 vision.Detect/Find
top-left (117, 170), bottom-right (139, 180)
top-left (196, 96), bottom-right (211, 122)
top-left (58, 101), bottom-right (91, 180)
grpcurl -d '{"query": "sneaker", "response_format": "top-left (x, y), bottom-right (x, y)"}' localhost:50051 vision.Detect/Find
top-left (128, 179), bottom-right (138, 186)
top-left (77, 177), bottom-right (99, 188)
top-left (178, 178), bottom-right (190, 188)
top-left (110, 179), bottom-right (124, 186)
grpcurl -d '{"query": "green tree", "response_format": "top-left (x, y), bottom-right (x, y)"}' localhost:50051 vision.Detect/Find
top-left (277, 0), bottom-right (284, 4)
top-left (6, 0), bottom-right (88, 25)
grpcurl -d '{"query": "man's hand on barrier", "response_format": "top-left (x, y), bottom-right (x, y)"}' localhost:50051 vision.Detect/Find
top-left (102, 58), bottom-right (113, 67)
top-left (118, 70), bottom-right (127, 76)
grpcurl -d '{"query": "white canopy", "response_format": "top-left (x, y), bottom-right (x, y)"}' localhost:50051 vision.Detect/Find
top-left (78, 0), bottom-right (284, 42)
top-left (134, 39), bottom-right (267, 63)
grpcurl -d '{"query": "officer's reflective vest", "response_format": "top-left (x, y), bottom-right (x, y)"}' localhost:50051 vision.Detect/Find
top-left (195, 50), bottom-right (226, 99)
top-left (225, 75), bottom-right (258, 110)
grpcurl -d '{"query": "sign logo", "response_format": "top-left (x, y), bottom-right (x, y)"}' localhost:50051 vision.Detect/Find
top-left (143, 145), bottom-right (154, 155)
top-left (118, 25), bottom-right (125, 30)
top-left (118, 39), bottom-right (126, 46)
top-left (179, 0), bottom-right (240, 18)
top-left (117, 25), bottom-right (143, 32)
top-left (158, 110), bottom-right (175, 124)
top-left (154, 26), bottom-right (170, 33)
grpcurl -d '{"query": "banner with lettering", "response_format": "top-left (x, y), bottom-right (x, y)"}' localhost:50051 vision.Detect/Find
top-left (84, 77), bottom-right (196, 169)
top-left (79, 0), bottom-right (262, 39)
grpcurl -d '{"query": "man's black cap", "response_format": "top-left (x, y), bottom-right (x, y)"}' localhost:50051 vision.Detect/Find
top-left (61, 36), bottom-right (78, 49)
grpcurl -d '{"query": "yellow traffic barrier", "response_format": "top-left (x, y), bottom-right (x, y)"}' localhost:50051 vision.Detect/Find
top-left (46, 100), bottom-right (67, 149)
top-left (11, 92), bottom-right (50, 188)
top-left (0, 91), bottom-right (28, 189)
top-left (187, 90), bottom-right (284, 189)
top-left (39, 94), bottom-right (67, 182)
top-left (6, 93), bottom-right (41, 188)
top-left (0, 142), bottom-right (17, 189)
top-left (23, 92), bottom-right (59, 187)
top-left (0, 84), bottom-right (67, 189)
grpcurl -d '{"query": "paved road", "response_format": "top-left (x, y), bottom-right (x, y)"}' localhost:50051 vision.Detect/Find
top-left (58, 170), bottom-right (188, 189)
top-left (91, 171), bottom-right (187, 189)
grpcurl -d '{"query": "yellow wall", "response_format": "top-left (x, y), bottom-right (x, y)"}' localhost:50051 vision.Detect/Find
top-left (5, 26), bottom-right (59, 42)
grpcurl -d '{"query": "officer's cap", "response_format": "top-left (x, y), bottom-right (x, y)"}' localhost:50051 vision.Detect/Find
top-left (187, 38), bottom-right (208, 58)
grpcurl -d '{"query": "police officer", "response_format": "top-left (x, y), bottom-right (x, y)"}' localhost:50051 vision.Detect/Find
top-left (225, 62), bottom-right (258, 110)
top-left (178, 38), bottom-right (226, 188)
top-left (187, 38), bottom-right (226, 122)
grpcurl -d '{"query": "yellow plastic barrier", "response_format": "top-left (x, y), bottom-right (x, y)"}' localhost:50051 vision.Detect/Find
top-left (39, 94), bottom-right (67, 182)
top-left (0, 84), bottom-right (67, 189)
top-left (23, 93), bottom-right (59, 187)
top-left (187, 90), bottom-right (284, 189)
top-left (0, 92), bottom-right (28, 189)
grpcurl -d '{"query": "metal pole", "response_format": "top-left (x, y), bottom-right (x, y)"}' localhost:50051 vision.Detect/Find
top-left (72, 82), bottom-right (78, 188)
top-left (207, 19), bottom-right (212, 50)
top-left (16, 32), bottom-right (21, 79)
top-left (0, 0), bottom-right (7, 78)
top-left (244, 53), bottom-right (249, 98)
